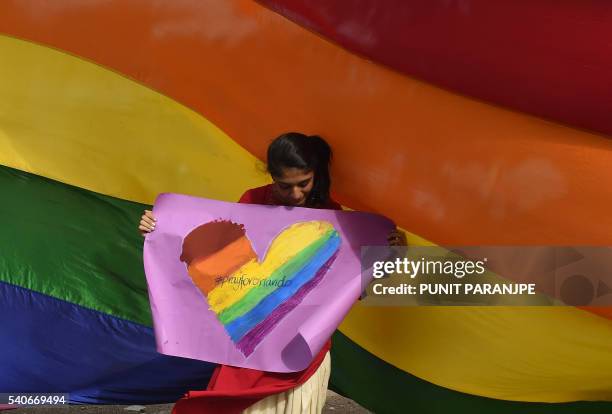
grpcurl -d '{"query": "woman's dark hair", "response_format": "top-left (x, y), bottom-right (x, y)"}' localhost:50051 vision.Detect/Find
top-left (267, 132), bottom-right (332, 207)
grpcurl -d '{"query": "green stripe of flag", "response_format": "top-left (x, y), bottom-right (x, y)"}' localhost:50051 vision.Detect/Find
top-left (0, 164), bottom-right (152, 325)
top-left (330, 330), bottom-right (612, 414)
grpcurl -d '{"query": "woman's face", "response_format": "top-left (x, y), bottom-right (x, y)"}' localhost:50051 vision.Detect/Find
top-left (272, 167), bottom-right (315, 207)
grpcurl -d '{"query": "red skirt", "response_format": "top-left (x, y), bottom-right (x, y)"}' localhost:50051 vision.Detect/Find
top-left (172, 340), bottom-right (331, 414)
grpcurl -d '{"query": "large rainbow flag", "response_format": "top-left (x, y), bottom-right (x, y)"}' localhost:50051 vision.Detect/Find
top-left (1, 1), bottom-right (611, 412)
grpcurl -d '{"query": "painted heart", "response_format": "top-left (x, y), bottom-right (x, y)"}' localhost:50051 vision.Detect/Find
top-left (180, 220), bottom-right (341, 357)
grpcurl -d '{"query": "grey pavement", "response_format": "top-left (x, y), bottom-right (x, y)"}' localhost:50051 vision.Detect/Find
top-left (9, 390), bottom-right (370, 414)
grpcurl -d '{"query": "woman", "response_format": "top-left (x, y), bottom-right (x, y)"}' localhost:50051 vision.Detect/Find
top-left (139, 132), bottom-right (406, 413)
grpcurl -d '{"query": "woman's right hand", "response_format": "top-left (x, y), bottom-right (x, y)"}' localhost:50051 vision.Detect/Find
top-left (139, 210), bottom-right (156, 236)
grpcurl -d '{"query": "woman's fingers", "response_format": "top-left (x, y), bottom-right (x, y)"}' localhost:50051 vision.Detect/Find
top-left (143, 210), bottom-right (156, 224)
top-left (140, 216), bottom-right (155, 228)
top-left (139, 210), bottom-right (157, 236)
top-left (387, 230), bottom-right (399, 241)
top-left (387, 229), bottom-right (407, 246)
top-left (140, 218), bottom-right (155, 230)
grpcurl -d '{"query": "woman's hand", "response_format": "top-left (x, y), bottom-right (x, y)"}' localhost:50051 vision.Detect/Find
top-left (139, 210), bottom-right (156, 236)
top-left (387, 228), bottom-right (407, 246)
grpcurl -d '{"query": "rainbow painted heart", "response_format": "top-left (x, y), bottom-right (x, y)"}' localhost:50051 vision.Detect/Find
top-left (180, 220), bottom-right (341, 357)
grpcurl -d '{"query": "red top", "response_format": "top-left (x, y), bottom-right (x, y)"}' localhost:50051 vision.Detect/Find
top-left (238, 184), bottom-right (342, 210)
top-left (172, 184), bottom-right (342, 414)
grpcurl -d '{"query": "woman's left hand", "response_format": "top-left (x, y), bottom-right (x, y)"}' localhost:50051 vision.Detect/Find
top-left (387, 228), bottom-right (407, 246)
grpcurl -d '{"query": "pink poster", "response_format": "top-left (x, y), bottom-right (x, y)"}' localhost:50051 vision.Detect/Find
top-left (144, 193), bottom-right (394, 372)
